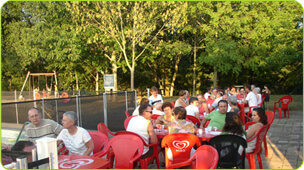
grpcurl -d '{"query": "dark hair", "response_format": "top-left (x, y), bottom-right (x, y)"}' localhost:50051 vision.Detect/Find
top-left (139, 98), bottom-right (149, 105)
top-left (173, 106), bottom-right (187, 119)
top-left (206, 87), bottom-right (211, 92)
top-left (139, 104), bottom-right (151, 115)
top-left (253, 108), bottom-right (268, 125)
top-left (151, 86), bottom-right (158, 92)
top-left (179, 90), bottom-right (186, 96)
top-left (245, 84), bottom-right (251, 90)
top-left (223, 112), bottom-right (244, 136)
top-left (189, 97), bottom-right (198, 104)
top-left (218, 99), bottom-right (228, 107)
top-left (10, 141), bottom-right (35, 161)
top-left (161, 102), bottom-right (173, 111)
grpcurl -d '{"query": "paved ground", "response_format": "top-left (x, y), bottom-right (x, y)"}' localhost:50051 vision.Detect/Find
top-left (2, 109), bottom-right (303, 169)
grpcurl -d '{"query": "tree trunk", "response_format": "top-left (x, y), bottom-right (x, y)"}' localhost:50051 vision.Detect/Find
top-left (213, 66), bottom-right (217, 88)
top-left (75, 70), bottom-right (79, 91)
top-left (193, 46), bottom-right (197, 96)
top-left (131, 66), bottom-right (135, 91)
top-left (95, 71), bottom-right (99, 92)
top-left (111, 51), bottom-right (118, 91)
top-left (170, 55), bottom-right (181, 96)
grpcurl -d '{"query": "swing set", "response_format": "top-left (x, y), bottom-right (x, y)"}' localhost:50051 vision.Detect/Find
top-left (19, 71), bottom-right (58, 100)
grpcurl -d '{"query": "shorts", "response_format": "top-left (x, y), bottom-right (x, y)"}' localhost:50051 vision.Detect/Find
top-left (141, 146), bottom-right (154, 159)
top-left (264, 96), bottom-right (270, 102)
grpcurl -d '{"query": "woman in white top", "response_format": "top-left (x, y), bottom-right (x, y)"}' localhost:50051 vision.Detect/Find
top-left (57, 111), bottom-right (94, 156)
top-left (246, 108), bottom-right (268, 153)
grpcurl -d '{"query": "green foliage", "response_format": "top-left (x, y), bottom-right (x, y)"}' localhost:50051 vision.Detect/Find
top-left (1, 1), bottom-right (302, 94)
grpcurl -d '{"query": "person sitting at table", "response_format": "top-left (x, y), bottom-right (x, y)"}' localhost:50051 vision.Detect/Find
top-left (254, 87), bottom-right (262, 104)
top-left (57, 111), bottom-right (94, 156)
top-left (197, 94), bottom-right (209, 115)
top-left (152, 102), bottom-right (165, 115)
top-left (224, 86), bottom-right (231, 96)
top-left (154, 102), bottom-right (175, 128)
top-left (244, 84), bottom-right (258, 113)
top-left (185, 97), bottom-right (200, 120)
top-left (230, 86), bottom-right (237, 96)
top-left (246, 108), bottom-right (268, 153)
top-left (127, 104), bottom-right (159, 159)
top-left (149, 86), bottom-right (163, 108)
top-left (228, 95), bottom-right (240, 113)
top-left (183, 90), bottom-right (190, 105)
top-left (132, 98), bottom-right (149, 116)
top-left (200, 100), bottom-right (228, 130)
top-left (210, 88), bottom-right (218, 100)
top-left (174, 90), bottom-right (188, 107)
top-left (210, 93), bottom-right (231, 112)
top-left (221, 112), bottom-right (246, 138)
top-left (167, 106), bottom-right (196, 161)
top-left (168, 106), bottom-right (197, 134)
top-left (236, 88), bottom-right (246, 100)
top-left (203, 87), bottom-right (211, 101)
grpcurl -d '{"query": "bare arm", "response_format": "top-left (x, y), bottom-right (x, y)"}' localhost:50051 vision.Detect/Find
top-left (148, 122), bottom-right (158, 144)
top-left (200, 118), bottom-right (207, 128)
top-left (246, 124), bottom-right (262, 140)
top-left (195, 112), bottom-right (200, 121)
top-left (153, 115), bottom-right (164, 128)
top-left (83, 139), bottom-right (94, 156)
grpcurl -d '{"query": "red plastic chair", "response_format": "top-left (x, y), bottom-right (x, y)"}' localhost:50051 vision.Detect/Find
top-left (88, 131), bottom-right (109, 154)
top-left (186, 115), bottom-right (201, 127)
top-left (151, 114), bottom-right (160, 124)
top-left (58, 143), bottom-right (69, 155)
top-left (124, 115), bottom-right (137, 130)
top-left (97, 122), bottom-right (116, 138)
top-left (115, 131), bottom-right (160, 169)
top-left (246, 97), bottom-right (265, 122)
top-left (171, 101), bottom-right (175, 108)
top-left (263, 111), bottom-right (274, 157)
top-left (125, 110), bottom-right (131, 118)
top-left (237, 103), bottom-right (245, 124)
top-left (203, 120), bottom-right (210, 128)
top-left (166, 145), bottom-right (219, 169)
top-left (274, 96), bottom-right (293, 119)
top-left (245, 124), bottom-right (269, 169)
top-left (92, 134), bottom-right (144, 169)
top-left (161, 133), bottom-right (201, 168)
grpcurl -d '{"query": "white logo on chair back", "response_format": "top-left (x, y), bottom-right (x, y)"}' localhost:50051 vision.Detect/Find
top-left (282, 99), bottom-right (289, 104)
top-left (59, 158), bottom-right (94, 169)
top-left (172, 140), bottom-right (189, 152)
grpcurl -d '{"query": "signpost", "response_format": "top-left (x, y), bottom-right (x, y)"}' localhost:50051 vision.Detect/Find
top-left (104, 74), bottom-right (114, 90)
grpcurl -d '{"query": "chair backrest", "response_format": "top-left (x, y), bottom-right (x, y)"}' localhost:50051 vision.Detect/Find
top-left (258, 97), bottom-right (266, 107)
top-left (250, 124), bottom-right (269, 154)
top-left (125, 111), bottom-right (131, 118)
top-left (204, 120), bottom-right (210, 128)
top-left (151, 114), bottom-right (161, 124)
top-left (279, 96), bottom-right (293, 109)
top-left (208, 134), bottom-right (247, 169)
top-left (161, 133), bottom-right (201, 164)
top-left (124, 115), bottom-right (137, 130)
top-left (88, 131), bottom-right (109, 154)
top-left (195, 145), bottom-right (219, 169)
top-left (115, 131), bottom-right (148, 145)
top-left (265, 111), bottom-right (274, 126)
top-left (100, 134), bottom-right (144, 169)
top-left (97, 123), bottom-right (110, 138)
top-left (186, 115), bottom-right (201, 127)
top-left (171, 102), bottom-right (175, 108)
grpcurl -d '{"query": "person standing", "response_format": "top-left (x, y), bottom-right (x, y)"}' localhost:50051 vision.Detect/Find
top-left (244, 84), bottom-right (258, 113)
top-left (25, 108), bottom-right (63, 144)
top-left (148, 86), bottom-right (163, 108)
top-left (262, 85), bottom-right (271, 110)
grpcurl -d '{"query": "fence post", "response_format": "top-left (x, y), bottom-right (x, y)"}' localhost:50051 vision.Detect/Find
top-left (76, 95), bottom-right (80, 127)
top-left (42, 98), bottom-right (45, 119)
top-left (55, 99), bottom-right (58, 123)
top-left (147, 88), bottom-right (150, 98)
top-left (135, 91), bottom-right (137, 108)
top-left (125, 91), bottom-right (128, 112)
top-left (14, 90), bottom-right (19, 124)
top-left (33, 90), bottom-right (37, 108)
top-left (103, 92), bottom-right (108, 127)
top-left (78, 90), bottom-right (82, 127)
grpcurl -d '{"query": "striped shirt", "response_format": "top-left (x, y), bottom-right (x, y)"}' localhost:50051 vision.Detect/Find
top-left (25, 119), bottom-right (63, 144)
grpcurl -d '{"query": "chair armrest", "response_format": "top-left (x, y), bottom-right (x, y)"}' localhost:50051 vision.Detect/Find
top-left (166, 153), bottom-right (196, 169)
top-left (92, 149), bottom-right (108, 158)
top-left (245, 122), bottom-right (256, 131)
top-left (274, 101), bottom-right (280, 106)
top-left (107, 129), bottom-right (116, 136)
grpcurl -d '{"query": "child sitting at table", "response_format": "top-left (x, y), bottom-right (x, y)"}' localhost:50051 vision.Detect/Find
top-left (167, 106), bottom-right (196, 161)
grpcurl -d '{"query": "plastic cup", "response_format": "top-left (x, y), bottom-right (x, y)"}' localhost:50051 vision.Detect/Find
top-left (198, 129), bottom-right (203, 135)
